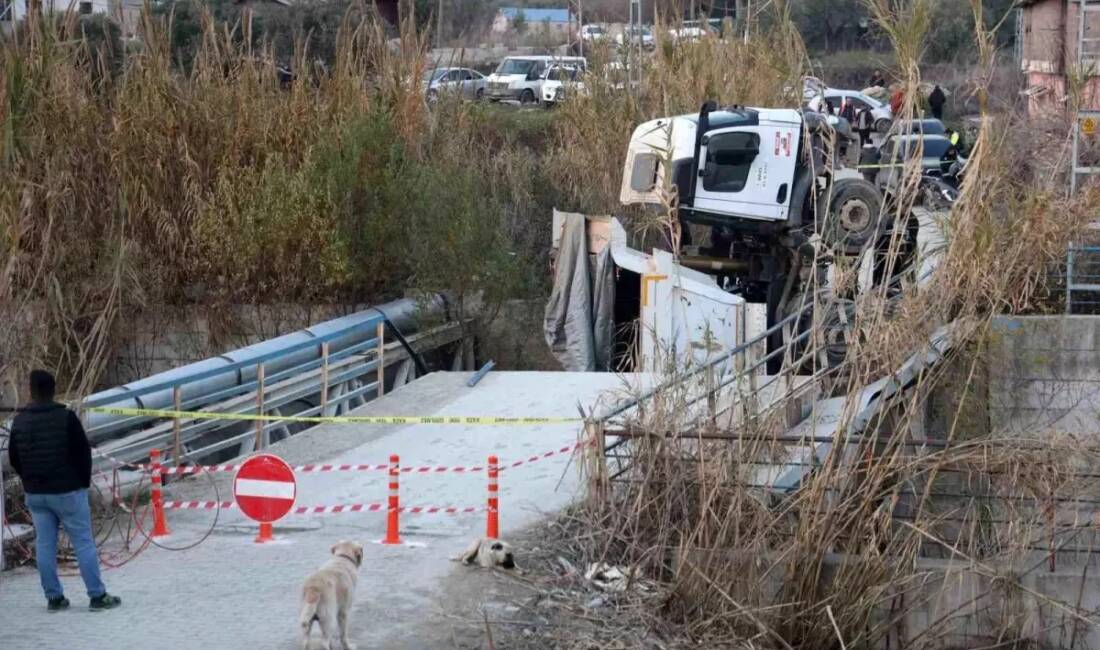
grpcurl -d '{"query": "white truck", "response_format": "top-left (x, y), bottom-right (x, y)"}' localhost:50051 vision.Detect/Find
top-left (548, 102), bottom-right (950, 374)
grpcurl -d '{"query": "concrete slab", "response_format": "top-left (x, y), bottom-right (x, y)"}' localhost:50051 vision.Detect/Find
top-left (0, 371), bottom-right (649, 649)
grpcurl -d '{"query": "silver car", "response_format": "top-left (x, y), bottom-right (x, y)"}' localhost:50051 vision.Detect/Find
top-left (423, 67), bottom-right (487, 102)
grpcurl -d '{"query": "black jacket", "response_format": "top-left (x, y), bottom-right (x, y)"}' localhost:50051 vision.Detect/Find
top-left (928, 87), bottom-right (946, 108)
top-left (8, 401), bottom-right (93, 494)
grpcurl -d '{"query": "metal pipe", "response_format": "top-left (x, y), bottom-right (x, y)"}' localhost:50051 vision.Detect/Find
top-left (677, 256), bottom-right (751, 273)
top-left (82, 295), bottom-right (447, 444)
top-left (467, 360), bottom-right (496, 387)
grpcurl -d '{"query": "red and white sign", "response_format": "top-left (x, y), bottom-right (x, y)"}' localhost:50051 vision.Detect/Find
top-left (233, 454), bottom-right (297, 523)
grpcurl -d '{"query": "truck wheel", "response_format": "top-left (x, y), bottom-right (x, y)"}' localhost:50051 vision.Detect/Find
top-left (824, 178), bottom-right (884, 255)
top-left (521, 89), bottom-right (536, 105)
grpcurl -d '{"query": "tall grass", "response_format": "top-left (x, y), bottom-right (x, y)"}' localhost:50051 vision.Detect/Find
top-left (576, 2), bottom-right (1100, 647)
top-left (0, 4), bottom-right (556, 397)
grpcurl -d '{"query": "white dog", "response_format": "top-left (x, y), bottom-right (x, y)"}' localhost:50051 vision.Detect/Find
top-left (299, 540), bottom-right (364, 650)
top-left (456, 538), bottom-right (516, 569)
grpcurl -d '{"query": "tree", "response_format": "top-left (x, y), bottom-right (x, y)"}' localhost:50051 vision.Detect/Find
top-left (791, 0), bottom-right (867, 52)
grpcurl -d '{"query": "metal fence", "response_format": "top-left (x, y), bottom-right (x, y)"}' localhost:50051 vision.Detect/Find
top-left (1066, 246), bottom-right (1100, 314)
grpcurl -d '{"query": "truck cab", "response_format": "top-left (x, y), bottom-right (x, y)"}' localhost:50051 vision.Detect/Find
top-left (621, 102), bottom-right (878, 255)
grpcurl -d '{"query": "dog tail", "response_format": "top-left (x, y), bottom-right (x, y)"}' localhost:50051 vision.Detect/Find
top-left (299, 585), bottom-right (322, 630)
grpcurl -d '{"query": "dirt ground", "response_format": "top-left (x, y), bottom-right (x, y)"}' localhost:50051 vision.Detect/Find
top-left (432, 514), bottom-right (758, 650)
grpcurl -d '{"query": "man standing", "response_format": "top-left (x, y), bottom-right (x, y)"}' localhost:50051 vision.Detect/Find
top-left (8, 370), bottom-right (121, 612)
top-left (928, 84), bottom-right (946, 120)
top-left (869, 70), bottom-right (885, 89)
top-left (856, 105), bottom-right (875, 149)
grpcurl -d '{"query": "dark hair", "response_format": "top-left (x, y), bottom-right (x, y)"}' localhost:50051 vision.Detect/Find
top-left (29, 369), bottom-right (56, 401)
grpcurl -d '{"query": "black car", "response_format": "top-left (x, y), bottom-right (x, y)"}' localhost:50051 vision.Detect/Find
top-left (862, 133), bottom-right (964, 191)
top-left (888, 118), bottom-right (947, 137)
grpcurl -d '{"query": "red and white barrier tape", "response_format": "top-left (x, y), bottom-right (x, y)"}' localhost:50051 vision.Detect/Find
top-left (161, 500), bottom-right (481, 515)
top-left (134, 441), bottom-right (587, 476)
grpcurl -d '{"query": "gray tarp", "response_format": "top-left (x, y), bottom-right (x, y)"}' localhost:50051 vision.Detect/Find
top-left (544, 211), bottom-right (616, 371)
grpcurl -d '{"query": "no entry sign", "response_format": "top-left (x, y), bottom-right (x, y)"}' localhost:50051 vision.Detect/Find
top-left (233, 454), bottom-right (297, 523)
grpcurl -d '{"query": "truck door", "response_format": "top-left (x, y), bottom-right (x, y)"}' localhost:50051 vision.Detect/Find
top-left (692, 125), bottom-right (799, 222)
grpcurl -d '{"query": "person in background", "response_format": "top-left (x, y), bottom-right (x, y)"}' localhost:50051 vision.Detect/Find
top-left (890, 87), bottom-right (905, 115)
top-left (869, 70), bottom-right (886, 88)
top-left (946, 127), bottom-right (967, 156)
top-left (928, 84), bottom-right (946, 120)
top-left (856, 105), bottom-right (875, 148)
top-left (7, 370), bottom-right (122, 613)
top-left (839, 98), bottom-right (856, 124)
top-left (824, 99), bottom-right (835, 116)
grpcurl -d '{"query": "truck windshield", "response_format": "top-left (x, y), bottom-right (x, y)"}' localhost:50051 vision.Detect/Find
top-left (496, 59), bottom-right (537, 75)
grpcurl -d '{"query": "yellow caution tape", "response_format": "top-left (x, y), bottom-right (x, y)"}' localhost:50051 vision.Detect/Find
top-left (86, 406), bottom-right (580, 425)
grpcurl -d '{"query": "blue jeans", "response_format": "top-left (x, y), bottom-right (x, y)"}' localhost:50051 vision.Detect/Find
top-left (25, 489), bottom-right (107, 600)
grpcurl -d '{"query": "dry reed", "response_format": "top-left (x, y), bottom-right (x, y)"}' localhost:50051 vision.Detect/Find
top-left (577, 2), bottom-right (1100, 648)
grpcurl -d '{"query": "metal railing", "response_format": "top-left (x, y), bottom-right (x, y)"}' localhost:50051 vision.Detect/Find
top-left (586, 298), bottom-right (833, 491)
top-left (85, 315), bottom-right (470, 472)
top-left (1066, 246), bottom-right (1100, 314)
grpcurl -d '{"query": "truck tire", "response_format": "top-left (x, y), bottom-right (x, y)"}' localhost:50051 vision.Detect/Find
top-left (521, 89), bottom-right (536, 105)
top-left (823, 178), bottom-right (884, 255)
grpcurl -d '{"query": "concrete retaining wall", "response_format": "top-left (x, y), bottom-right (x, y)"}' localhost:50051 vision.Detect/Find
top-left (987, 315), bottom-right (1100, 436)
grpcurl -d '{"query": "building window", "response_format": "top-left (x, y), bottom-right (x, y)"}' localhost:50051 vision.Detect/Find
top-left (79, 1), bottom-right (93, 14)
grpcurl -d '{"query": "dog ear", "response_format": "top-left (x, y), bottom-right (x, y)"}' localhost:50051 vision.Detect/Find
top-left (459, 538), bottom-right (482, 565)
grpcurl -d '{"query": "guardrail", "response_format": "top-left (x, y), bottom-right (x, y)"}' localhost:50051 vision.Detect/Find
top-left (86, 319), bottom-right (470, 472)
top-left (585, 298), bottom-right (828, 497)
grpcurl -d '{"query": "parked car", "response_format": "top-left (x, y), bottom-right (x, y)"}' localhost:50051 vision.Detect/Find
top-left (668, 19), bottom-right (718, 41)
top-left (864, 133), bottom-right (963, 192)
top-left (888, 118), bottom-right (947, 137)
top-left (808, 88), bottom-right (893, 133)
top-left (581, 24), bottom-right (608, 43)
top-left (616, 25), bottom-right (655, 50)
top-left (540, 64), bottom-right (585, 106)
top-left (486, 55), bottom-right (586, 104)
top-left (422, 67), bottom-right (487, 102)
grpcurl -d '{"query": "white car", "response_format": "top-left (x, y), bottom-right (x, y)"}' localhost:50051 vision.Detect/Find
top-left (808, 88), bottom-right (894, 133)
top-left (616, 25), bottom-right (655, 50)
top-left (581, 24), bottom-right (608, 43)
top-left (486, 55), bottom-right (586, 104)
top-left (540, 64), bottom-right (585, 106)
top-left (668, 19), bottom-right (718, 41)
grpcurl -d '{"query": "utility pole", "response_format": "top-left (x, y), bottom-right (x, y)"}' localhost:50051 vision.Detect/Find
top-left (569, 0), bottom-right (584, 56)
top-left (437, 0), bottom-right (444, 48)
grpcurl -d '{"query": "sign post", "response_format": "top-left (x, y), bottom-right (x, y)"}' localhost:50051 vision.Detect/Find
top-left (233, 453), bottom-right (297, 543)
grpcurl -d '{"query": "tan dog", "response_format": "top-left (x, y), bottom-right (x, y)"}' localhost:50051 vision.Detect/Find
top-left (299, 540), bottom-right (364, 650)
top-left (456, 538), bottom-right (516, 569)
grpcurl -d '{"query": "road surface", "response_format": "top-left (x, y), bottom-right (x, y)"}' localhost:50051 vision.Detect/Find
top-left (0, 371), bottom-right (646, 649)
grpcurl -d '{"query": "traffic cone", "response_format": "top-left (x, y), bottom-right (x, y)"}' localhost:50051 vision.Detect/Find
top-left (382, 455), bottom-right (402, 545)
top-left (486, 455), bottom-right (499, 540)
top-left (150, 449), bottom-right (170, 537)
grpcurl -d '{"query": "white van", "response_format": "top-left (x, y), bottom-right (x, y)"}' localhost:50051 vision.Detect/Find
top-left (486, 55), bottom-right (586, 104)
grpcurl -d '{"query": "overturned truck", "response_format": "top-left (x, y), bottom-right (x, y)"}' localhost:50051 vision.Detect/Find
top-left (547, 102), bottom-right (951, 376)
